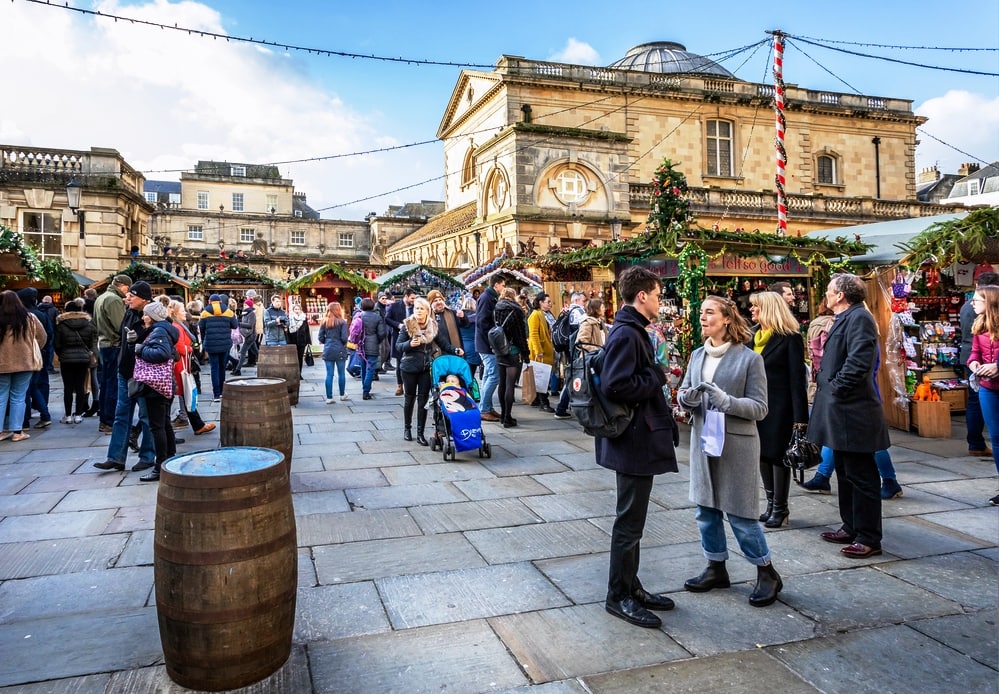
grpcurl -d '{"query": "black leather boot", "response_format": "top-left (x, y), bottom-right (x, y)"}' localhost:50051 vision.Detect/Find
top-left (403, 428), bottom-right (413, 441)
top-left (759, 489), bottom-right (774, 523)
top-left (749, 562), bottom-right (783, 607)
top-left (683, 560), bottom-right (730, 593)
top-left (416, 429), bottom-right (428, 446)
top-left (765, 466), bottom-right (790, 528)
top-left (759, 460), bottom-right (774, 522)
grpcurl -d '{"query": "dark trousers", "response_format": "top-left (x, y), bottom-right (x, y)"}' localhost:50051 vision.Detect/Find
top-left (833, 450), bottom-right (882, 548)
top-left (607, 472), bottom-right (654, 602)
top-left (98, 346), bottom-right (119, 426)
top-left (144, 392), bottom-right (176, 471)
top-left (496, 362), bottom-right (522, 422)
top-left (22, 370), bottom-right (50, 426)
top-left (401, 369), bottom-right (431, 431)
top-left (60, 363), bottom-right (89, 417)
top-left (965, 366), bottom-right (987, 451)
top-left (207, 351), bottom-right (227, 398)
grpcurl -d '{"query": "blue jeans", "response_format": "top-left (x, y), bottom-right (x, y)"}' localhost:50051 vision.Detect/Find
top-left (325, 358), bottom-right (347, 398)
top-left (695, 505), bottom-right (772, 566)
top-left (105, 373), bottom-right (155, 465)
top-left (23, 369), bottom-right (51, 425)
top-left (976, 386), bottom-right (999, 474)
top-left (478, 352), bottom-right (499, 413)
top-left (0, 371), bottom-right (33, 432)
top-left (818, 447), bottom-right (897, 480)
top-left (360, 353), bottom-right (378, 395)
top-left (98, 346), bottom-right (120, 426)
top-left (207, 351), bottom-right (227, 399)
top-left (964, 366), bottom-right (987, 451)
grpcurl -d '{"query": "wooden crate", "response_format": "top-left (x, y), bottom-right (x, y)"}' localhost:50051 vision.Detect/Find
top-left (937, 387), bottom-right (967, 413)
top-left (911, 400), bottom-right (952, 438)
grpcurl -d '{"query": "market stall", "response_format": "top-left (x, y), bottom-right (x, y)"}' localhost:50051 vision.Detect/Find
top-left (284, 262), bottom-right (378, 342)
top-left (91, 261), bottom-right (191, 302)
top-left (188, 264), bottom-right (285, 306)
top-left (0, 224), bottom-right (83, 301)
top-left (373, 264), bottom-right (464, 302)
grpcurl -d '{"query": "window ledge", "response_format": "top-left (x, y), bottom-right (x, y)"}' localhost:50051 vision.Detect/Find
top-left (702, 175), bottom-right (745, 183)
top-left (814, 183), bottom-right (846, 191)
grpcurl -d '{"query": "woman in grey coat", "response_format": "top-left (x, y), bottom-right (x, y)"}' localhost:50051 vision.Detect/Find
top-left (677, 295), bottom-right (782, 607)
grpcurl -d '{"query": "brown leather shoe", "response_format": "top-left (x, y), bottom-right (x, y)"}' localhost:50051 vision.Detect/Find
top-left (480, 411), bottom-right (500, 422)
top-left (969, 448), bottom-right (993, 457)
top-left (395, 385), bottom-right (404, 396)
top-left (841, 542), bottom-right (882, 558)
top-left (820, 528), bottom-right (855, 545)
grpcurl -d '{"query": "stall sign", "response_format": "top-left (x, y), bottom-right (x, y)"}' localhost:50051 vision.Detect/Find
top-left (628, 253), bottom-right (808, 278)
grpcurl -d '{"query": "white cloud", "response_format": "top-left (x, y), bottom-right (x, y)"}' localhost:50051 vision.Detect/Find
top-left (0, 0), bottom-right (441, 219)
top-left (915, 90), bottom-right (999, 173)
top-left (548, 38), bottom-right (600, 66)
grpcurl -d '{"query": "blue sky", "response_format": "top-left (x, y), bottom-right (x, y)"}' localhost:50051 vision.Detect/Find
top-left (1, 0), bottom-right (996, 219)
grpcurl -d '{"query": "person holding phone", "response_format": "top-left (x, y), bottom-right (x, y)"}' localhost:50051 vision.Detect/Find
top-left (263, 295), bottom-right (289, 346)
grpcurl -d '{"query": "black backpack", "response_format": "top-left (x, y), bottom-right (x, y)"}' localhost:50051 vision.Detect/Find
top-left (568, 324), bottom-right (647, 438)
top-left (487, 311), bottom-right (513, 356)
top-left (551, 309), bottom-right (579, 354)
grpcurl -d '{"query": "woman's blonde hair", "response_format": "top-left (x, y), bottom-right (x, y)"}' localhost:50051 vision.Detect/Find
top-left (500, 287), bottom-right (517, 301)
top-left (167, 300), bottom-right (186, 320)
top-left (973, 285), bottom-right (999, 341)
top-left (749, 291), bottom-right (799, 335)
top-left (404, 297), bottom-right (437, 338)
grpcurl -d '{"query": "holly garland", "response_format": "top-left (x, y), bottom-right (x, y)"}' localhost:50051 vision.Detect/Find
top-left (677, 244), bottom-right (707, 355)
top-left (285, 262), bottom-right (377, 294)
top-left (0, 224), bottom-right (42, 280)
top-left (189, 264), bottom-right (286, 293)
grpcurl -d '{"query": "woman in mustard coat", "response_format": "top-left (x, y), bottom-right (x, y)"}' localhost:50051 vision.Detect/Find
top-left (527, 292), bottom-right (555, 412)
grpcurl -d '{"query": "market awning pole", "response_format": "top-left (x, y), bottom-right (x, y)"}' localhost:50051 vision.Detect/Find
top-left (770, 29), bottom-right (788, 238)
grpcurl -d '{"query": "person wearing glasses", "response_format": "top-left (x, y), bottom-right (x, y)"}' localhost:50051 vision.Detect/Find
top-left (967, 282), bottom-right (999, 506)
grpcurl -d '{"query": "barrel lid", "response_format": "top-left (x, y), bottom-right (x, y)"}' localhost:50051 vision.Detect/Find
top-left (164, 447), bottom-right (284, 476)
top-left (225, 377), bottom-right (286, 387)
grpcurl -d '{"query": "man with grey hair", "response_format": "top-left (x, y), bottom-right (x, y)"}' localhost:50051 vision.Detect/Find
top-left (807, 273), bottom-right (890, 559)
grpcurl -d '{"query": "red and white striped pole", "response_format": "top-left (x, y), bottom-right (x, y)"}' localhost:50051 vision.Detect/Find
top-left (772, 30), bottom-right (787, 237)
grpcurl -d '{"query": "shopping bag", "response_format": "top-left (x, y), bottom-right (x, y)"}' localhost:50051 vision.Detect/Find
top-left (700, 408), bottom-right (725, 457)
top-left (181, 370), bottom-right (198, 412)
top-left (521, 364), bottom-right (537, 404)
top-left (531, 361), bottom-right (553, 393)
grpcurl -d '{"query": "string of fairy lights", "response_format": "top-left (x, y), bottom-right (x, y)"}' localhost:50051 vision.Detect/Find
top-left (13, 0), bottom-right (999, 211)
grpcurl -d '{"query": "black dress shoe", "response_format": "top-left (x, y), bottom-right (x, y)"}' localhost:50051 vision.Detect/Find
top-left (131, 461), bottom-right (155, 472)
top-left (605, 597), bottom-right (662, 629)
top-left (139, 470), bottom-right (160, 482)
top-left (416, 433), bottom-right (429, 446)
top-left (684, 560), bottom-right (731, 593)
top-left (633, 587), bottom-right (675, 611)
top-left (94, 459), bottom-right (125, 471)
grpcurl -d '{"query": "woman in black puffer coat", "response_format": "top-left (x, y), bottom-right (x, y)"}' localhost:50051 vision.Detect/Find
top-left (54, 300), bottom-right (97, 424)
top-left (493, 288), bottom-right (529, 428)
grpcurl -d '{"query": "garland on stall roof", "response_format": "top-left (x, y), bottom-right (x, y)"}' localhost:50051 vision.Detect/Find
top-left (0, 224), bottom-right (42, 281)
top-left (189, 264), bottom-right (286, 292)
top-left (677, 244), bottom-right (707, 355)
top-left (285, 262), bottom-right (377, 293)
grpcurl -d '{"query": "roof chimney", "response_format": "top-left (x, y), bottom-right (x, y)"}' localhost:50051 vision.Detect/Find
top-left (958, 162), bottom-right (981, 176)
top-left (917, 166), bottom-right (940, 184)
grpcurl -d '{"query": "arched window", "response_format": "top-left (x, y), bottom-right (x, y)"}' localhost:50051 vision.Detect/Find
top-left (817, 154), bottom-right (837, 185)
top-left (462, 147), bottom-right (476, 187)
top-left (706, 120), bottom-right (734, 177)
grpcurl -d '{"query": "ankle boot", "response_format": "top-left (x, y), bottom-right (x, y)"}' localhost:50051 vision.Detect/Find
top-left (403, 428), bottom-right (413, 441)
top-left (684, 560), bottom-right (731, 593)
top-left (765, 467), bottom-right (790, 528)
top-left (749, 562), bottom-right (783, 607)
top-left (801, 471), bottom-right (832, 493)
top-left (759, 489), bottom-right (774, 523)
top-left (416, 429), bottom-right (428, 446)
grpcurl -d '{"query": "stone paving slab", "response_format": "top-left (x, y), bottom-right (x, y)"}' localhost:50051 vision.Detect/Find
top-left (0, 673), bottom-right (112, 693)
top-left (295, 582), bottom-right (391, 641)
top-left (116, 529), bottom-right (154, 568)
top-left (377, 561), bottom-right (571, 629)
top-left (549, 451), bottom-right (600, 471)
top-left (295, 441), bottom-right (360, 459)
top-left (0, 535), bottom-right (128, 580)
top-left (496, 680), bottom-right (589, 694)
top-left (465, 519), bottom-right (610, 564)
top-left (313, 532), bottom-right (486, 584)
top-left (52, 484), bottom-right (158, 513)
top-left (910, 477), bottom-right (996, 507)
top-left (0, 476), bottom-right (32, 496)
top-left (0, 566), bottom-right (152, 624)
top-left (298, 548), bottom-right (317, 587)
top-left (582, 650), bottom-right (818, 693)
top-left (880, 515), bottom-right (990, 558)
top-left (876, 551), bottom-right (999, 610)
top-left (321, 450), bottom-right (415, 471)
top-left (590, 508), bottom-right (704, 547)
top-left (0, 459), bottom-right (82, 478)
top-left (299, 429), bottom-right (375, 445)
top-left (308, 620), bottom-right (527, 694)
top-left (291, 468), bottom-right (386, 493)
top-left (0, 609), bottom-right (161, 687)
top-left (919, 454), bottom-right (997, 478)
top-left (408, 498), bottom-right (543, 534)
top-left (916, 506), bottom-right (998, 544)
top-left (767, 623), bottom-right (999, 694)
top-left (521, 489), bottom-right (647, 522)
top-left (481, 455), bottom-right (570, 477)
top-left (876, 486), bottom-right (973, 518)
top-left (763, 527), bottom-right (895, 577)
top-left (778, 566), bottom-right (962, 635)
top-left (290, 490), bottom-right (350, 515)
top-left (381, 461), bottom-right (496, 486)
top-left (454, 475), bottom-right (552, 501)
top-left (500, 441), bottom-right (588, 458)
top-left (19, 472), bottom-right (122, 494)
top-left (892, 460), bottom-right (983, 484)
top-left (0, 508), bottom-right (116, 543)
top-left (778, 493), bottom-right (845, 529)
top-left (490, 603), bottom-right (690, 684)
top-left (907, 609), bottom-right (998, 670)
top-left (647, 479), bottom-right (697, 511)
top-left (288, 455), bottom-right (324, 473)
top-left (295, 508), bottom-right (421, 546)
top-left (103, 505), bottom-right (156, 534)
top-left (345, 481), bottom-right (468, 510)
top-left (0, 491), bottom-right (63, 518)
top-left (533, 468), bottom-right (615, 494)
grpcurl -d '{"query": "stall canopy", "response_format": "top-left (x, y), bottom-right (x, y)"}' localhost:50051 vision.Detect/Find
top-left (837, 212), bottom-right (969, 265)
top-left (189, 264), bottom-right (285, 294)
top-left (91, 261), bottom-right (191, 294)
top-left (459, 255), bottom-right (543, 290)
top-left (285, 262), bottom-right (377, 294)
top-left (373, 264), bottom-right (464, 295)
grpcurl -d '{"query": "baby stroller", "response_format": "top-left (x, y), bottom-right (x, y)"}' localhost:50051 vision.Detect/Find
top-left (429, 355), bottom-right (491, 461)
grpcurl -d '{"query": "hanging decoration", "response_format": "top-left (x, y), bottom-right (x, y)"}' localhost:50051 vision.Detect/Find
top-left (772, 31), bottom-right (788, 238)
top-left (0, 224), bottom-right (42, 283)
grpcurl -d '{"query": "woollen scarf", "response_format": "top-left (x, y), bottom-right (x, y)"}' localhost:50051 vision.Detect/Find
top-left (404, 314), bottom-right (438, 345)
top-left (753, 328), bottom-right (773, 354)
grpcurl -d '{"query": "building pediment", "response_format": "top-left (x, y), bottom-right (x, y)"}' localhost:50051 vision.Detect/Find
top-left (437, 70), bottom-right (503, 139)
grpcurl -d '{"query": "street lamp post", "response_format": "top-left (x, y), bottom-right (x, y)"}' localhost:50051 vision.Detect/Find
top-left (610, 217), bottom-right (622, 242)
top-left (474, 230), bottom-right (481, 266)
top-left (66, 179), bottom-right (85, 239)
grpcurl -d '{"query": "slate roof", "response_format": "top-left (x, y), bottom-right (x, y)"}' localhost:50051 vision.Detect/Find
top-left (387, 202), bottom-right (477, 253)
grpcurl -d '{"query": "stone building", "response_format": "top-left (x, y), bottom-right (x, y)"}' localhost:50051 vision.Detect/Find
top-left (387, 41), bottom-right (965, 266)
top-left (0, 145), bottom-right (152, 278)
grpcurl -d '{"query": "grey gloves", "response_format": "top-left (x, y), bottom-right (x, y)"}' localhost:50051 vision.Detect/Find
top-left (126, 328), bottom-right (138, 343)
top-left (701, 382), bottom-right (731, 412)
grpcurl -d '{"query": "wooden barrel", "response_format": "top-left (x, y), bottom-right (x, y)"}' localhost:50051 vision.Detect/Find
top-left (257, 344), bottom-right (301, 405)
top-left (154, 447), bottom-right (297, 691)
top-left (220, 377), bottom-right (293, 469)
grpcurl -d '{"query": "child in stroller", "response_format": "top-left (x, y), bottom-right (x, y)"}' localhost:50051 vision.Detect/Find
top-left (429, 355), bottom-right (491, 460)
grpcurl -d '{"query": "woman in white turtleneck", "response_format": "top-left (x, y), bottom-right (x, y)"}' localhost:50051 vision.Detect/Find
top-left (676, 295), bottom-right (782, 608)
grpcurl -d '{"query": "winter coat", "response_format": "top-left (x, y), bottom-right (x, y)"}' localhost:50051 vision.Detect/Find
top-left (238, 306), bottom-right (257, 338)
top-left (385, 299), bottom-right (409, 359)
top-left (457, 310), bottom-right (480, 366)
top-left (527, 309), bottom-right (554, 367)
top-left (117, 308), bottom-right (151, 379)
top-left (53, 311), bottom-right (97, 365)
top-left (318, 320), bottom-right (350, 362)
top-left (807, 302), bottom-right (891, 453)
top-left (969, 332), bottom-right (999, 392)
top-left (262, 306), bottom-right (288, 344)
top-left (594, 306), bottom-right (678, 476)
top-left (678, 341), bottom-right (768, 519)
top-left (959, 299), bottom-right (976, 368)
top-left (433, 308), bottom-right (461, 353)
top-left (396, 320), bottom-right (459, 374)
top-left (172, 321), bottom-right (194, 394)
top-left (16, 288), bottom-right (53, 354)
top-left (199, 301), bottom-right (238, 354)
top-left (93, 285), bottom-right (127, 348)
top-left (474, 286), bottom-right (500, 354)
top-left (493, 299), bottom-right (528, 367)
top-left (135, 321), bottom-right (179, 365)
top-left (0, 313), bottom-right (45, 374)
top-left (575, 315), bottom-right (606, 353)
top-left (360, 309), bottom-right (386, 357)
top-left (752, 328), bottom-right (809, 462)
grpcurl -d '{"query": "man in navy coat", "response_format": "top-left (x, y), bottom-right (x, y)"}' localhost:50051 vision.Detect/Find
top-left (597, 266), bottom-right (680, 629)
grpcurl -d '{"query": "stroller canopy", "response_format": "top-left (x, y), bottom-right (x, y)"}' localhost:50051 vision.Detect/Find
top-left (431, 355), bottom-right (473, 386)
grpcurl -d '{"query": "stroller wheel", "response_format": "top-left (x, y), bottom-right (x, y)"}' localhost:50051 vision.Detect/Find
top-left (480, 443), bottom-right (491, 459)
top-left (430, 434), bottom-right (440, 451)
top-left (443, 442), bottom-right (455, 461)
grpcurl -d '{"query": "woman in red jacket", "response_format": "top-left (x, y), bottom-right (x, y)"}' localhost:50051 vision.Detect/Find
top-left (168, 301), bottom-right (215, 436)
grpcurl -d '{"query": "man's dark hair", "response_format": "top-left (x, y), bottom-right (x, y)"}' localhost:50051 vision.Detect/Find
top-left (976, 272), bottom-right (999, 287)
top-left (831, 273), bottom-right (866, 305)
top-left (404, 287), bottom-right (418, 297)
top-left (617, 266), bottom-right (660, 303)
top-left (360, 297), bottom-right (375, 311)
top-left (490, 273), bottom-right (510, 288)
top-left (769, 281), bottom-right (792, 295)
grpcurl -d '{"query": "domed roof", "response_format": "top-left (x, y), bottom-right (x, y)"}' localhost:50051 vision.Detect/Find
top-left (608, 41), bottom-right (736, 78)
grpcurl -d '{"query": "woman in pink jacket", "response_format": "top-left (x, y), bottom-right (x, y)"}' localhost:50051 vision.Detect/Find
top-left (967, 283), bottom-right (999, 506)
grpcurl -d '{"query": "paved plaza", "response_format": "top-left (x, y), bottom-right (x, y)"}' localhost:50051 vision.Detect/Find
top-left (0, 366), bottom-right (996, 693)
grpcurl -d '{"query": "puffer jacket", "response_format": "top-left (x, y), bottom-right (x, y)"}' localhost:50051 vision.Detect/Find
top-left (493, 299), bottom-right (528, 367)
top-left (54, 311), bottom-right (97, 365)
top-left (135, 321), bottom-right (179, 364)
top-left (360, 309), bottom-right (386, 357)
top-left (318, 320), bottom-right (350, 362)
top-left (396, 319), bottom-right (459, 374)
top-left (199, 300), bottom-right (237, 354)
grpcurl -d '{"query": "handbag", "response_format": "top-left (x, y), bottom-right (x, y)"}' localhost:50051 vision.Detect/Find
top-left (87, 349), bottom-right (98, 369)
top-left (782, 425), bottom-right (822, 484)
top-left (133, 355), bottom-right (174, 399)
top-left (521, 363), bottom-right (537, 404)
top-left (304, 349), bottom-right (315, 367)
top-left (30, 338), bottom-right (43, 371)
top-left (700, 408), bottom-right (725, 457)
